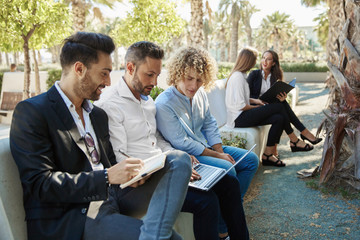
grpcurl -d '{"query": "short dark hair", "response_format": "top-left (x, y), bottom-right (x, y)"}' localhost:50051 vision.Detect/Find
top-left (60, 32), bottom-right (115, 69)
top-left (125, 41), bottom-right (164, 68)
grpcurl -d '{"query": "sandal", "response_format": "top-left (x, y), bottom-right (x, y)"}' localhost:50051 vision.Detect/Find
top-left (290, 139), bottom-right (313, 152)
top-left (262, 153), bottom-right (286, 167)
top-left (300, 134), bottom-right (322, 145)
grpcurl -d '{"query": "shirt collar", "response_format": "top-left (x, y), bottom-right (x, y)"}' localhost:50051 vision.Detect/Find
top-left (261, 70), bottom-right (271, 81)
top-left (117, 77), bottom-right (150, 102)
top-left (171, 86), bottom-right (191, 102)
top-left (55, 81), bottom-right (94, 113)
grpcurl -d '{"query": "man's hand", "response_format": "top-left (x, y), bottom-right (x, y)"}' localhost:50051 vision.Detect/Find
top-left (107, 158), bottom-right (144, 185)
top-left (129, 174), bottom-right (151, 188)
top-left (215, 152), bottom-right (235, 164)
top-left (212, 144), bottom-right (235, 164)
top-left (190, 155), bottom-right (201, 182)
top-left (202, 144), bottom-right (236, 165)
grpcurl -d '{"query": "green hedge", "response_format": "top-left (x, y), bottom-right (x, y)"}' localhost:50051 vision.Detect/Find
top-left (280, 62), bottom-right (328, 72)
top-left (47, 69), bottom-right (62, 89)
top-left (217, 62), bottom-right (327, 79)
top-left (150, 86), bottom-right (164, 100)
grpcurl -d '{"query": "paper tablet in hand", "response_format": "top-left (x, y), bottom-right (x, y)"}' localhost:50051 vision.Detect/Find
top-left (120, 152), bottom-right (168, 188)
top-left (260, 78), bottom-right (296, 103)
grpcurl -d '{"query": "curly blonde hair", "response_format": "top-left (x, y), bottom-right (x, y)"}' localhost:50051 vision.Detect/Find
top-left (166, 47), bottom-right (217, 91)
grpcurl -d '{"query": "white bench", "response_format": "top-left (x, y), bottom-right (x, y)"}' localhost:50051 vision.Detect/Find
top-left (207, 79), bottom-right (270, 158)
top-left (0, 137), bottom-right (27, 240)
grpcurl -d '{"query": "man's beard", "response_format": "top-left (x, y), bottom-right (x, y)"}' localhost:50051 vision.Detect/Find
top-left (76, 72), bottom-right (102, 101)
top-left (132, 71), bottom-right (153, 96)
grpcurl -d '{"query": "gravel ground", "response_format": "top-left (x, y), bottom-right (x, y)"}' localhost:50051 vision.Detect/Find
top-left (244, 83), bottom-right (360, 240)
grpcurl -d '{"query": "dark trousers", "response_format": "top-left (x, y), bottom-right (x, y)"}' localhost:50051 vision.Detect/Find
top-left (235, 103), bottom-right (294, 146)
top-left (281, 101), bottom-right (305, 132)
top-left (182, 174), bottom-right (249, 240)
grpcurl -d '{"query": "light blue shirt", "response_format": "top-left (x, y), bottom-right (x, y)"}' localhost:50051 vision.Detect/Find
top-left (155, 86), bottom-right (222, 156)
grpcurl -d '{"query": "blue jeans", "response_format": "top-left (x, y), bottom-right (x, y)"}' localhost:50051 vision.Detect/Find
top-left (195, 146), bottom-right (259, 198)
top-left (181, 174), bottom-right (249, 240)
top-left (84, 150), bottom-right (192, 240)
top-left (195, 145), bottom-right (259, 233)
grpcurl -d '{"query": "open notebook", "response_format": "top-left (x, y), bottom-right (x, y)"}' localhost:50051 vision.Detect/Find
top-left (189, 144), bottom-right (256, 191)
top-left (120, 151), bottom-right (169, 189)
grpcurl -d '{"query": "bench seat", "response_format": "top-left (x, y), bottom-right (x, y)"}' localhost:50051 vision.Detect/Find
top-left (206, 78), bottom-right (270, 158)
top-left (0, 138), bottom-right (27, 240)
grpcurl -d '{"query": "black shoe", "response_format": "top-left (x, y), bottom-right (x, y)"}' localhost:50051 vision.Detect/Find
top-left (290, 139), bottom-right (313, 152)
top-left (300, 134), bottom-right (322, 145)
top-left (262, 153), bottom-right (285, 167)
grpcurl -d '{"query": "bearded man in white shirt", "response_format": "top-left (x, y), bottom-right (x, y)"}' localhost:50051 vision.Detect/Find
top-left (96, 41), bottom-right (250, 240)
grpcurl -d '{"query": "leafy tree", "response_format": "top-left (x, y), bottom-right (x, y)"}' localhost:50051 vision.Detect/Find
top-left (313, 10), bottom-right (329, 48)
top-left (65, 0), bottom-right (120, 32)
top-left (110, 0), bottom-right (185, 47)
top-left (255, 11), bottom-right (295, 58)
top-left (0, 0), bottom-right (71, 99)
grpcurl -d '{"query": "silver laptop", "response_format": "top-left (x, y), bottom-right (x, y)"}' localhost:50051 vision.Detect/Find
top-left (189, 144), bottom-right (256, 191)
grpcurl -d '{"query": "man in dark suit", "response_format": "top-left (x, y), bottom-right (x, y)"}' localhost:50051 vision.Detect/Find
top-left (10, 32), bottom-right (191, 240)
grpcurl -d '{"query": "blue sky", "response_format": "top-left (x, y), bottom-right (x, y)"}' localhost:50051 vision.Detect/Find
top-left (99, 0), bottom-right (327, 27)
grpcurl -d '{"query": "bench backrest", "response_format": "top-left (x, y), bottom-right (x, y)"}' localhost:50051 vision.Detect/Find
top-left (0, 72), bottom-right (48, 111)
top-left (206, 79), bottom-right (227, 128)
top-left (0, 92), bottom-right (36, 111)
top-left (0, 137), bottom-right (27, 240)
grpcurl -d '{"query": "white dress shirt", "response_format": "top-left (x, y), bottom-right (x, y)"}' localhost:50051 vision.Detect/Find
top-left (260, 70), bottom-right (271, 96)
top-left (55, 81), bottom-right (103, 171)
top-left (95, 78), bottom-right (173, 162)
top-left (225, 71), bottom-right (250, 128)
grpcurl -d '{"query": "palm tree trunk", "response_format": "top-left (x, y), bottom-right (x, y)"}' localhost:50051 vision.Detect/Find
top-left (320, 0), bottom-right (360, 189)
top-left (204, 31), bottom-right (209, 50)
top-left (32, 49), bottom-right (41, 95)
top-left (230, 16), bottom-right (240, 62)
top-left (292, 41), bottom-right (297, 60)
top-left (114, 47), bottom-right (119, 70)
top-left (220, 27), bottom-right (226, 62)
top-left (72, 0), bottom-right (86, 32)
top-left (50, 45), bottom-right (60, 64)
top-left (5, 53), bottom-right (9, 66)
top-left (13, 53), bottom-right (17, 65)
top-left (244, 18), bottom-right (253, 46)
top-left (190, 0), bottom-right (204, 46)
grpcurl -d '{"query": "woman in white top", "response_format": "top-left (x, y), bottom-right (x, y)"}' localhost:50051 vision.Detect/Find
top-left (225, 47), bottom-right (289, 167)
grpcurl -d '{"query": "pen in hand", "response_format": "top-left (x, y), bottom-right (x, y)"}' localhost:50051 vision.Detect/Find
top-left (119, 149), bottom-right (131, 158)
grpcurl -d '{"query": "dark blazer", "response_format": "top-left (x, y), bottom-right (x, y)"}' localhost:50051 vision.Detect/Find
top-left (247, 69), bottom-right (277, 99)
top-left (10, 86), bottom-right (116, 240)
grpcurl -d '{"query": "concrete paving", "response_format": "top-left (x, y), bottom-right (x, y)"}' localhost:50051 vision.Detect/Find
top-left (244, 83), bottom-right (360, 240)
top-left (0, 123), bottom-right (9, 140)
